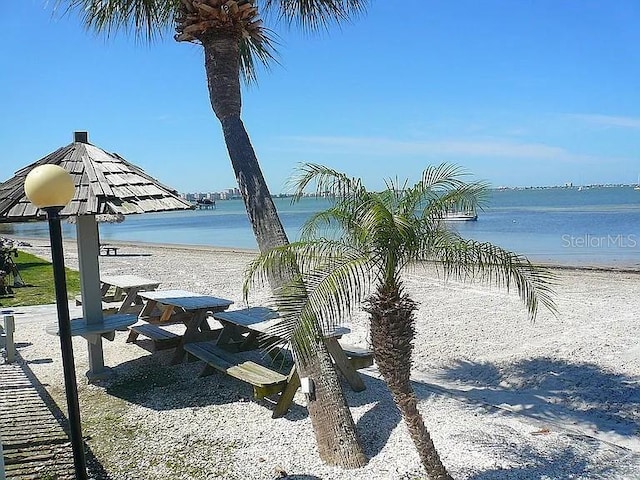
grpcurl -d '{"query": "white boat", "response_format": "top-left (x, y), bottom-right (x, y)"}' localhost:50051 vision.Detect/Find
top-left (442, 211), bottom-right (478, 221)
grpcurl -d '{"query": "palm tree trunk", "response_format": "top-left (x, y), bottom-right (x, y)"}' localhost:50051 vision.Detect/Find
top-left (221, 115), bottom-right (290, 250)
top-left (367, 284), bottom-right (453, 480)
top-left (295, 334), bottom-right (368, 467)
top-left (201, 34), bottom-right (367, 467)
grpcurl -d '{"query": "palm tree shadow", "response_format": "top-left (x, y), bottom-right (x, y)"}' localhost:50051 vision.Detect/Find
top-left (348, 373), bottom-right (417, 458)
top-left (435, 357), bottom-right (640, 439)
top-left (99, 350), bottom-right (311, 419)
top-left (464, 441), bottom-right (636, 479)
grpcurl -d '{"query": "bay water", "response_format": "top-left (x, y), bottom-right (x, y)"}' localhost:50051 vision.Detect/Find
top-left (2, 186), bottom-right (639, 268)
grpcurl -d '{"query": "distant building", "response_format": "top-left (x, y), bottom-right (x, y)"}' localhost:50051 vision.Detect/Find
top-left (181, 187), bottom-right (242, 200)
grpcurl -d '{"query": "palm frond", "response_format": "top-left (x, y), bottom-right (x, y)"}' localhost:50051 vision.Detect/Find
top-left (287, 162), bottom-right (365, 200)
top-left (299, 205), bottom-right (346, 241)
top-left (420, 163), bottom-right (472, 190)
top-left (243, 242), bottom-right (303, 299)
top-left (263, 0), bottom-right (367, 33)
top-left (239, 27), bottom-right (280, 84)
top-left (411, 164), bottom-right (488, 213)
top-left (276, 260), bottom-right (372, 360)
top-left (244, 239), bottom-right (373, 361)
top-left (430, 236), bottom-right (558, 320)
top-left (56, 0), bottom-right (177, 41)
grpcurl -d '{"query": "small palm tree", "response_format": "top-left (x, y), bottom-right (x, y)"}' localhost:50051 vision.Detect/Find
top-left (245, 163), bottom-right (557, 479)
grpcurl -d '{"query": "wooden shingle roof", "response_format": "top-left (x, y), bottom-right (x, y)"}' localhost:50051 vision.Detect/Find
top-left (0, 133), bottom-right (193, 222)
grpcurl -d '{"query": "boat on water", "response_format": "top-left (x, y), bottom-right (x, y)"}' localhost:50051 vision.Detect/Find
top-left (442, 211), bottom-right (478, 221)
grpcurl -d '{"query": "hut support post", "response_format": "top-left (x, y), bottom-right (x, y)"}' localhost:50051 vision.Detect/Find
top-left (76, 215), bottom-right (107, 380)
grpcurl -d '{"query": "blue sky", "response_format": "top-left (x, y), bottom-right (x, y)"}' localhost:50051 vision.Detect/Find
top-left (2, 0), bottom-right (639, 193)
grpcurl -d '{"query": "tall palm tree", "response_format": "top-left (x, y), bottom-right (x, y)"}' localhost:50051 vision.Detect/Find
top-left (58, 0), bottom-right (369, 467)
top-left (245, 163), bottom-right (557, 479)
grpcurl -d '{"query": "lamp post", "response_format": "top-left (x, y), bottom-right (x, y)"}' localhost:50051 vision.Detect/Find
top-left (24, 165), bottom-right (88, 480)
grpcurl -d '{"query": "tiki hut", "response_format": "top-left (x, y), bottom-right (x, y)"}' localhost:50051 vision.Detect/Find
top-left (0, 131), bottom-right (194, 378)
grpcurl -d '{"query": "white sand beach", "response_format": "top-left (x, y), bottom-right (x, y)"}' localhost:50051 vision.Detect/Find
top-left (4, 238), bottom-right (640, 479)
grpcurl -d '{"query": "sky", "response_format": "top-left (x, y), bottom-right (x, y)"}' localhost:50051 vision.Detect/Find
top-left (2, 1), bottom-right (639, 193)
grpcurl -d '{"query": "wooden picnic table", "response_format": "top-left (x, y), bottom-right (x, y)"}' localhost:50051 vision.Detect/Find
top-left (184, 306), bottom-right (373, 417)
top-left (76, 274), bottom-right (161, 314)
top-left (99, 275), bottom-right (161, 314)
top-left (127, 289), bottom-right (233, 362)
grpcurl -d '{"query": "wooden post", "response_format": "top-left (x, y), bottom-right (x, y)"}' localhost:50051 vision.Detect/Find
top-left (1, 434), bottom-right (5, 480)
top-left (2, 314), bottom-right (15, 363)
top-left (76, 214), bottom-right (107, 380)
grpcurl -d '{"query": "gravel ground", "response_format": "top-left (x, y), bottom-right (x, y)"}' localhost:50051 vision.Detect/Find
top-left (4, 237), bottom-right (640, 479)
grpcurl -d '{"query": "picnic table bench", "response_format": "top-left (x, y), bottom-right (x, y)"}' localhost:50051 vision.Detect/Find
top-left (126, 322), bottom-right (182, 350)
top-left (46, 313), bottom-right (138, 342)
top-left (184, 341), bottom-right (291, 400)
top-left (184, 307), bottom-right (374, 417)
top-left (339, 343), bottom-right (375, 370)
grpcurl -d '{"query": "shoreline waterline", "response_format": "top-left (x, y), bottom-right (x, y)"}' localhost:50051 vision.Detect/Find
top-left (2, 187), bottom-right (639, 270)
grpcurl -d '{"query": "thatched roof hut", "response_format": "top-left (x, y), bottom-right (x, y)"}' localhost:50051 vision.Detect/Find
top-left (0, 131), bottom-right (192, 222)
top-left (0, 131), bottom-right (195, 379)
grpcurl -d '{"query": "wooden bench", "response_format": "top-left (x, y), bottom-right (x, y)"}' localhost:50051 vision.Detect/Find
top-left (184, 341), bottom-right (290, 401)
top-left (340, 343), bottom-right (374, 370)
top-left (99, 245), bottom-right (119, 256)
top-left (46, 313), bottom-right (138, 342)
top-left (126, 322), bottom-right (182, 350)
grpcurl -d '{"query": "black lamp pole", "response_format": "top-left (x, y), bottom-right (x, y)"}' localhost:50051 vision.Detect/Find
top-left (45, 206), bottom-right (88, 480)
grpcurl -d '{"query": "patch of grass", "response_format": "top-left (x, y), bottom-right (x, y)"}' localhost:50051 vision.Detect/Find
top-left (37, 472), bottom-right (59, 480)
top-left (75, 386), bottom-right (147, 476)
top-left (107, 364), bottom-right (180, 400)
top-left (0, 250), bottom-right (81, 307)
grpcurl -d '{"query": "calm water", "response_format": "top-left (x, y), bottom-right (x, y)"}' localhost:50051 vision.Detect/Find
top-left (2, 187), bottom-right (639, 268)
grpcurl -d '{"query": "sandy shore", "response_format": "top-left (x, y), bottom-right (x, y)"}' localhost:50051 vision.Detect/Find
top-left (4, 237), bottom-right (640, 479)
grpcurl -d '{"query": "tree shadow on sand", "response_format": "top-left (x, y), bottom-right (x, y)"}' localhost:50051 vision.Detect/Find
top-left (436, 357), bottom-right (640, 439)
top-left (100, 348), bottom-right (308, 420)
top-left (350, 374), bottom-right (403, 458)
top-left (462, 440), bottom-right (638, 479)
top-left (101, 348), bottom-right (405, 454)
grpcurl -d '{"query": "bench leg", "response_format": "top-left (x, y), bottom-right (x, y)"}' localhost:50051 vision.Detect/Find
top-left (171, 310), bottom-right (206, 365)
top-left (126, 329), bottom-right (139, 343)
top-left (324, 337), bottom-right (366, 392)
top-left (239, 331), bottom-right (260, 351)
top-left (272, 368), bottom-right (300, 419)
top-left (118, 287), bottom-right (141, 314)
top-left (102, 331), bottom-right (116, 342)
